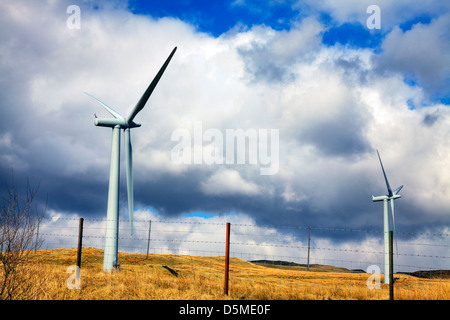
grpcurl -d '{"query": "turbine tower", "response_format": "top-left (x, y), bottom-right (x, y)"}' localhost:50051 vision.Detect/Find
top-left (86, 47), bottom-right (177, 272)
top-left (372, 149), bottom-right (403, 284)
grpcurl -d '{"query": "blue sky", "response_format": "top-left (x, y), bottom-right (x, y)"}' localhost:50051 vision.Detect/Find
top-left (128, 0), bottom-right (384, 47)
top-left (128, 0), bottom-right (301, 36)
top-left (127, 1), bottom-right (433, 49)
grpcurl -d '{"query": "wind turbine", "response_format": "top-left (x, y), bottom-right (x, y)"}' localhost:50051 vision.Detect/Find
top-left (86, 47), bottom-right (177, 272)
top-left (372, 149), bottom-right (403, 284)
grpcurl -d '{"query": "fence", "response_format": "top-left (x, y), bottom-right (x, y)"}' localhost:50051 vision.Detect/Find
top-left (35, 216), bottom-right (450, 300)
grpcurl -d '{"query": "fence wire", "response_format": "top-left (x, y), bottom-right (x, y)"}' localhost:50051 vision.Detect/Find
top-left (34, 217), bottom-right (450, 300)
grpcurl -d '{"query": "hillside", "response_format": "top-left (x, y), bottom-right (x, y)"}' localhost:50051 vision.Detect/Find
top-left (250, 260), bottom-right (450, 279)
top-left (250, 260), bottom-right (366, 274)
top-left (398, 270), bottom-right (450, 279)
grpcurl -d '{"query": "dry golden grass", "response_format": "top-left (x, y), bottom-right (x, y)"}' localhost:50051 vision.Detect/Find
top-left (5, 247), bottom-right (449, 300)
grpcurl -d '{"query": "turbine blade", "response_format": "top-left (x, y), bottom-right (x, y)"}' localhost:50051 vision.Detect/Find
top-left (393, 185), bottom-right (403, 195)
top-left (85, 92), bottom-right (124, 119)
top-left (377, 150), bottom-right (393, 197)
top-left (124, 128), bottom-right (134, 235)
top-left (126, 46), bottom-right (177, 124)
top-left (390, 199), bottom-right (398, 257)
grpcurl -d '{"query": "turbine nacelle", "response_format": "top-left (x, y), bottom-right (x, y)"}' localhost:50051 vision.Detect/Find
top-left (372, 195), bottom-right (388, 202)
top-left (372, 194), bottom-right (401, 202)
top-left (94, 117), bottom-right (141, 128)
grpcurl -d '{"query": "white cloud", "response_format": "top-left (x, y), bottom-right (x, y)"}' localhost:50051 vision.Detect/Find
top-left (281, 184), bottom-right (307, 202)
top-left (201, 169), bottom-right (260, 196)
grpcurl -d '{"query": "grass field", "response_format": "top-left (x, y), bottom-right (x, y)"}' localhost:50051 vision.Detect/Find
top-left (5, 247), bottom-right (450, 300)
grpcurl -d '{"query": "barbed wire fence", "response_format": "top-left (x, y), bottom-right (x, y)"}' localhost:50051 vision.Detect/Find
top-left (35, 216), bottom-right (450, 299)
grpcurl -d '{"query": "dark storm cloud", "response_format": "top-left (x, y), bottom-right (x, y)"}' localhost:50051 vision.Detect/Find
top-left (130, 162), bottom-right (384, 245)
top-left (335, 56), bottom-right (370, 86)
top-left (422, 110), bottom-right (441, 127)
top-left (0, 165), bottom-right (106, 216)
top-left (299, 113), bottom-right (371, 157)
top-left (239, 45), bottom-right (296, 83)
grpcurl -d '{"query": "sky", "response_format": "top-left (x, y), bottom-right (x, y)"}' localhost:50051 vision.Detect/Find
top-left (1, 0), bottom-right (449, 271)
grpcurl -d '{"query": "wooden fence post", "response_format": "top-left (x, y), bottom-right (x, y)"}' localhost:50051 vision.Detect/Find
top-left (76, 218), bottom-right (84, 269)
top-left (224, 222), bottom-right (230, 295)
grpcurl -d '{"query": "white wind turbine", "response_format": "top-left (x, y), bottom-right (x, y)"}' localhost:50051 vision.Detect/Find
top-left (372, 149), bottom-right (403, 284)
top-left (85, 47), bottom-right (177, 272)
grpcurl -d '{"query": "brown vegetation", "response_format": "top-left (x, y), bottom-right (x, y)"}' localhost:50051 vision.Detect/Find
top-left (2, 247), bottom-right (449, 300)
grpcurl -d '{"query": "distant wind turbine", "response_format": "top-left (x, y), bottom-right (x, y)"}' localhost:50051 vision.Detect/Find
top-left (372, 149), bottom-right (403, 284)
top-left (85, 47), bottom-right (177, 272)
